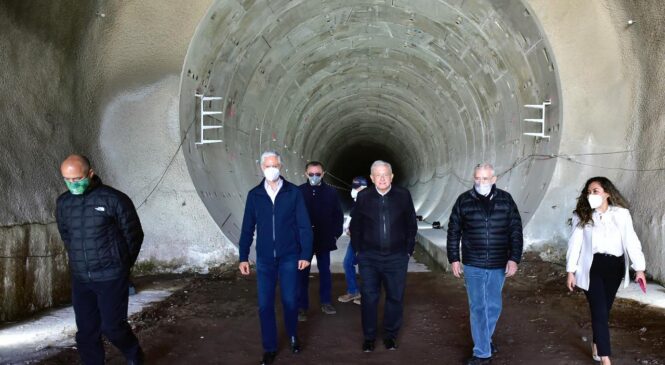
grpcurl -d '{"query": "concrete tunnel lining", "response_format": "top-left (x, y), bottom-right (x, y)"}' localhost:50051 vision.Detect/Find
top-left (178, 0), bottom-right (562, 246)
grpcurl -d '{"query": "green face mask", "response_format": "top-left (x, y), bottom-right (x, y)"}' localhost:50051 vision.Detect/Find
top-left (65, 177), bottom-right (91, 195)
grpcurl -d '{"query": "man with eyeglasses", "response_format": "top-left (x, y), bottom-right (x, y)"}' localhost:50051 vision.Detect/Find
top-left (350, 160), bottom-right (417, 353)
top-left (446, 163), bottom-right (523, 365)
top-left (56, 154), bottom-right (145, 364)
top-left (297, 161), bottom-right (344, 320)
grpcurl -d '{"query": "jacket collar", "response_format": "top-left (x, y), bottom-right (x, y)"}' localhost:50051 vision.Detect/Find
top-left (255, 177), bottom-right (294, 196)
top-left (469, 184), bottom-right (496, 200)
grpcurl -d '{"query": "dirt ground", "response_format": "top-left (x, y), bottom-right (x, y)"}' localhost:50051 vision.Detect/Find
top-left (37, 252), bottom-right (665, 365)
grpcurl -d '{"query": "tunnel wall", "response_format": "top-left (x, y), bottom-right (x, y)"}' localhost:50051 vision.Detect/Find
top-left (2, 0), bottom-right (665, 322)
top-left (0, 0), bottom-right (238, 322)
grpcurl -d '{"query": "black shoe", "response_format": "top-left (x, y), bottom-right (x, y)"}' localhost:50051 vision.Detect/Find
top-left (362, 340), bottom-right (375, 352)
top-left (383, 338), bottom-right (398, 350)
top-left (491, 342), bottom-right (498, 355)
top-left (261, 352), bottom-right (277, 365)
top-left (290, 336), bottom-right (301, 353)
top-left (465, 356), bottom-right (492, 365)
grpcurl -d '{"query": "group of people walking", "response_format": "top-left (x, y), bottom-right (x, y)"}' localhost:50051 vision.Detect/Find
top-left (53, 152), bottom-right (648, 365)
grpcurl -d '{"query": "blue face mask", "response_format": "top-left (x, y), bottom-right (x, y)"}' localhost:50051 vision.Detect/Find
top-left (308, 175), bottom-right (322, 186)
top-left (65, 177), bottom-right (91, 195)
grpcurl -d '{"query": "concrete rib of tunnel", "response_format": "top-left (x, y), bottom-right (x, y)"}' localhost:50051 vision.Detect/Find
top-left (178, 0), bottom-right (562, 244)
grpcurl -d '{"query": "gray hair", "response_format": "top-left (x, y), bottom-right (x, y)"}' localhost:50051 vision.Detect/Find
top-left (474, 163), bottom-right (495, 176)
top-left (370, 160), bottom-right (393, 174)
top-left (260, 150), bottom-right (281, 165)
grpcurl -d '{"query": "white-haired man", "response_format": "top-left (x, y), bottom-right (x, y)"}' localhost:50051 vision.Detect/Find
top-left (238, 151), bottom-right (313, 365)
top-left (446, 163), bottom-right (523, 365)
top-left (350, 160), bottom-right (417, 353)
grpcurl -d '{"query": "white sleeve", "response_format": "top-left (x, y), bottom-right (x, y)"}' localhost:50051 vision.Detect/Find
top-left (566, 214), bottom-right (584, 273)
top-left (343, 216), bottom-right (351, 235)
top-left (621, 209), bottom-right (646, 271)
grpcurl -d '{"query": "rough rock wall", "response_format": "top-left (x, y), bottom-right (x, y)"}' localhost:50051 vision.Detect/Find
top-left (610, 0), bottom-right (665, 282)
top-left (0, 0), bottom-right (96, 321)
top-left (0, 0), bottom-right (237, 322)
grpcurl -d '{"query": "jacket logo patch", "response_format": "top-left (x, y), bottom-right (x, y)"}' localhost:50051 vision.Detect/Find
top-left (95, 207), bottom-right (106, 212)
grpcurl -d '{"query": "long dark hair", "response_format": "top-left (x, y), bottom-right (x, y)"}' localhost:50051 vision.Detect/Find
top-left (574, 176), bottom-right (630, 226)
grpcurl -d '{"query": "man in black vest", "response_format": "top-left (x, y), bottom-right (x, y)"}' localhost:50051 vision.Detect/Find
top-left (350, 160), bottom-right (417, 352)
top-left (56, 154), bottom-right (144, 365)
top-left (297, 161), bottom-right (344, 320)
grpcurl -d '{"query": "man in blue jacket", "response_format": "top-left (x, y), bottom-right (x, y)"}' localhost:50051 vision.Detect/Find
top-left (297, 161), bottom-right (344, 320)
top-left (238, 151), bottom-right (313, 365)
top-left (447, 163), bottom-right (523, 365)
top-left (56, 155), bottom-right (144, 365)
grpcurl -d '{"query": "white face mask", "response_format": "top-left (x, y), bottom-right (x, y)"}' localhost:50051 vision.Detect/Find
top-left (474, 183), bottom-right (492, 196)
top-left (263, 167), bottom-right (280, 182)
top-left (588, 194), bottom-right (603, 209)
top-left (350, 189), bottom-right (359, 200)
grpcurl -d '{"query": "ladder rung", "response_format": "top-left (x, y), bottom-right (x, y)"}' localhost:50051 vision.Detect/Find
top-left (202, 111), bottom-right (222, 115)
top-left (524, 118), bottom-right (543, 122)
top-left (202, 125), bottom-right (223, 130)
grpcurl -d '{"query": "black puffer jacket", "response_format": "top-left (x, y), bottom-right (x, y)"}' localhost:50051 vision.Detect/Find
top-left (446, 185), bottom-right (523, 269)
top-left (56, 176), bottom-right (144, 283)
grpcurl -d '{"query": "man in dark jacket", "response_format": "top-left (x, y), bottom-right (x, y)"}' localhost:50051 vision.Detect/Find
top-left (238, 151), bottom-right (313, 365)
top-left (446, 163), bottom-right (523, 365)
top-left (56, 154), bottom-right (144, 365)
top-left (350, 160), bottom-right (417, 353)
top-left (297, 161), bottom-right (344, 319)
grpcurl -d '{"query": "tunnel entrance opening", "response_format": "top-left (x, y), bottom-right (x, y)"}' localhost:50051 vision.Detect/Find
top-left (178, 0), bottom-right (562, 246)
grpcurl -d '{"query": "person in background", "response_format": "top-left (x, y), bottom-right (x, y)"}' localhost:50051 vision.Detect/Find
top-left (566, 176), bottom-right (647, 365)
top-left (297, 161), bottom-right (344, 320)
top-left (238, 151), bottom-right (313, 365)
top-left (338, 176), bottom-right (368, 305)
top-left (56, 154), bottom-right (145, 365)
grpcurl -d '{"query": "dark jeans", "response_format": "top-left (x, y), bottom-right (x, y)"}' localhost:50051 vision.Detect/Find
top-left (256, 255), bottom-right (299, 352)
top-left (358, 252), bottom-right (409, 341)
top-left (71, 276), bottom-right (142, 365)
top-left (298, 250), bottom-right (332, 309)
top-left (584, 253), bottom-right (624, 357)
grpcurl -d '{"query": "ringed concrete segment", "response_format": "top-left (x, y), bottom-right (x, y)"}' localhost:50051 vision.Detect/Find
top-left (178, 0), bottom-right (561, 246)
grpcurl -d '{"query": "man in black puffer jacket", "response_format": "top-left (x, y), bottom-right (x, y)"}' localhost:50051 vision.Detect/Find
top-left (56, 155), bottom-right (144, 365)
top-left (447, 163), bottom-right (523, 365)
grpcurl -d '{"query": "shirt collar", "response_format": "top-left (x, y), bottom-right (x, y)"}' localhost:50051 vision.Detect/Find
top-left (376, 185), bottom-right (391, 196)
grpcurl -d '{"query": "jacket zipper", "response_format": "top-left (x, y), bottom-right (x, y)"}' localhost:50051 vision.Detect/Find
top-left (82, 195), bottom-right (91, 280)
top-left (273, 203), bottom-right (276, 258)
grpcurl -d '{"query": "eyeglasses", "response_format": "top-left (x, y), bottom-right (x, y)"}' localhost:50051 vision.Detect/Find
top-left (307, 173), bottom-right (322, 177)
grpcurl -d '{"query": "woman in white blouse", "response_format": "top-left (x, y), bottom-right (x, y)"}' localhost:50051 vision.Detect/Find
top-left (566, 177), bottom-right (646, 365)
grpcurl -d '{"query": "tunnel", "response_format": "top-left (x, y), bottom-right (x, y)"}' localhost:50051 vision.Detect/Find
top-left (2, 0), bottom-right (665, 324)
top-left (179, 0), bottom-right (561, 244)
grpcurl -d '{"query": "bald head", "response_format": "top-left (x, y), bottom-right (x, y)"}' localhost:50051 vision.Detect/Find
top-left (61, 155), bottom-right (93, 182)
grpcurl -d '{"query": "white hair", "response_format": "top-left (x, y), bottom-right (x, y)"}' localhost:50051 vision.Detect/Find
top-left (260, 150), bottom-right (281, 165)
top-left (370, 160), bottom-right (392, 174)
top-left (474, 163), bottom-right (495, 176)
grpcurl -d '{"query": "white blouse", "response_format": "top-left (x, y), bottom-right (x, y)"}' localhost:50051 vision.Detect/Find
top-left (590, 209), bottom-right (626, 256)
top-left (566, 206), bottom-right (646, 290)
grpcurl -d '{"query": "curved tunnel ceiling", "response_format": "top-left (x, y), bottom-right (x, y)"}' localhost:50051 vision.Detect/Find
top-left (179, 0), bottom-right (562, 244)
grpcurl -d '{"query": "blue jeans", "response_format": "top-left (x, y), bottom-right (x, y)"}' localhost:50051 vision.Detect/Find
top-left (71, 276), bottom-right (142, 365)
top-left (256, 255), bottom-right (299, 352)
top-left (463, 265), bottom-right (506, 359)
top-left (297, 250), bottom-right (332, 310)
top-left (343, 242), bottom-right (359, 295)
top-left (358, 252), bottom-right (409, 341)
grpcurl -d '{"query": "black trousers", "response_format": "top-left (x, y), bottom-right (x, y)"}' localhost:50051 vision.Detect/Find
top-left (71, 275), bottom-right (142, 365)
top-left (358, 252), bottom-right (409, 341)
top-left (584, 253), bottom-right (624, 357)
